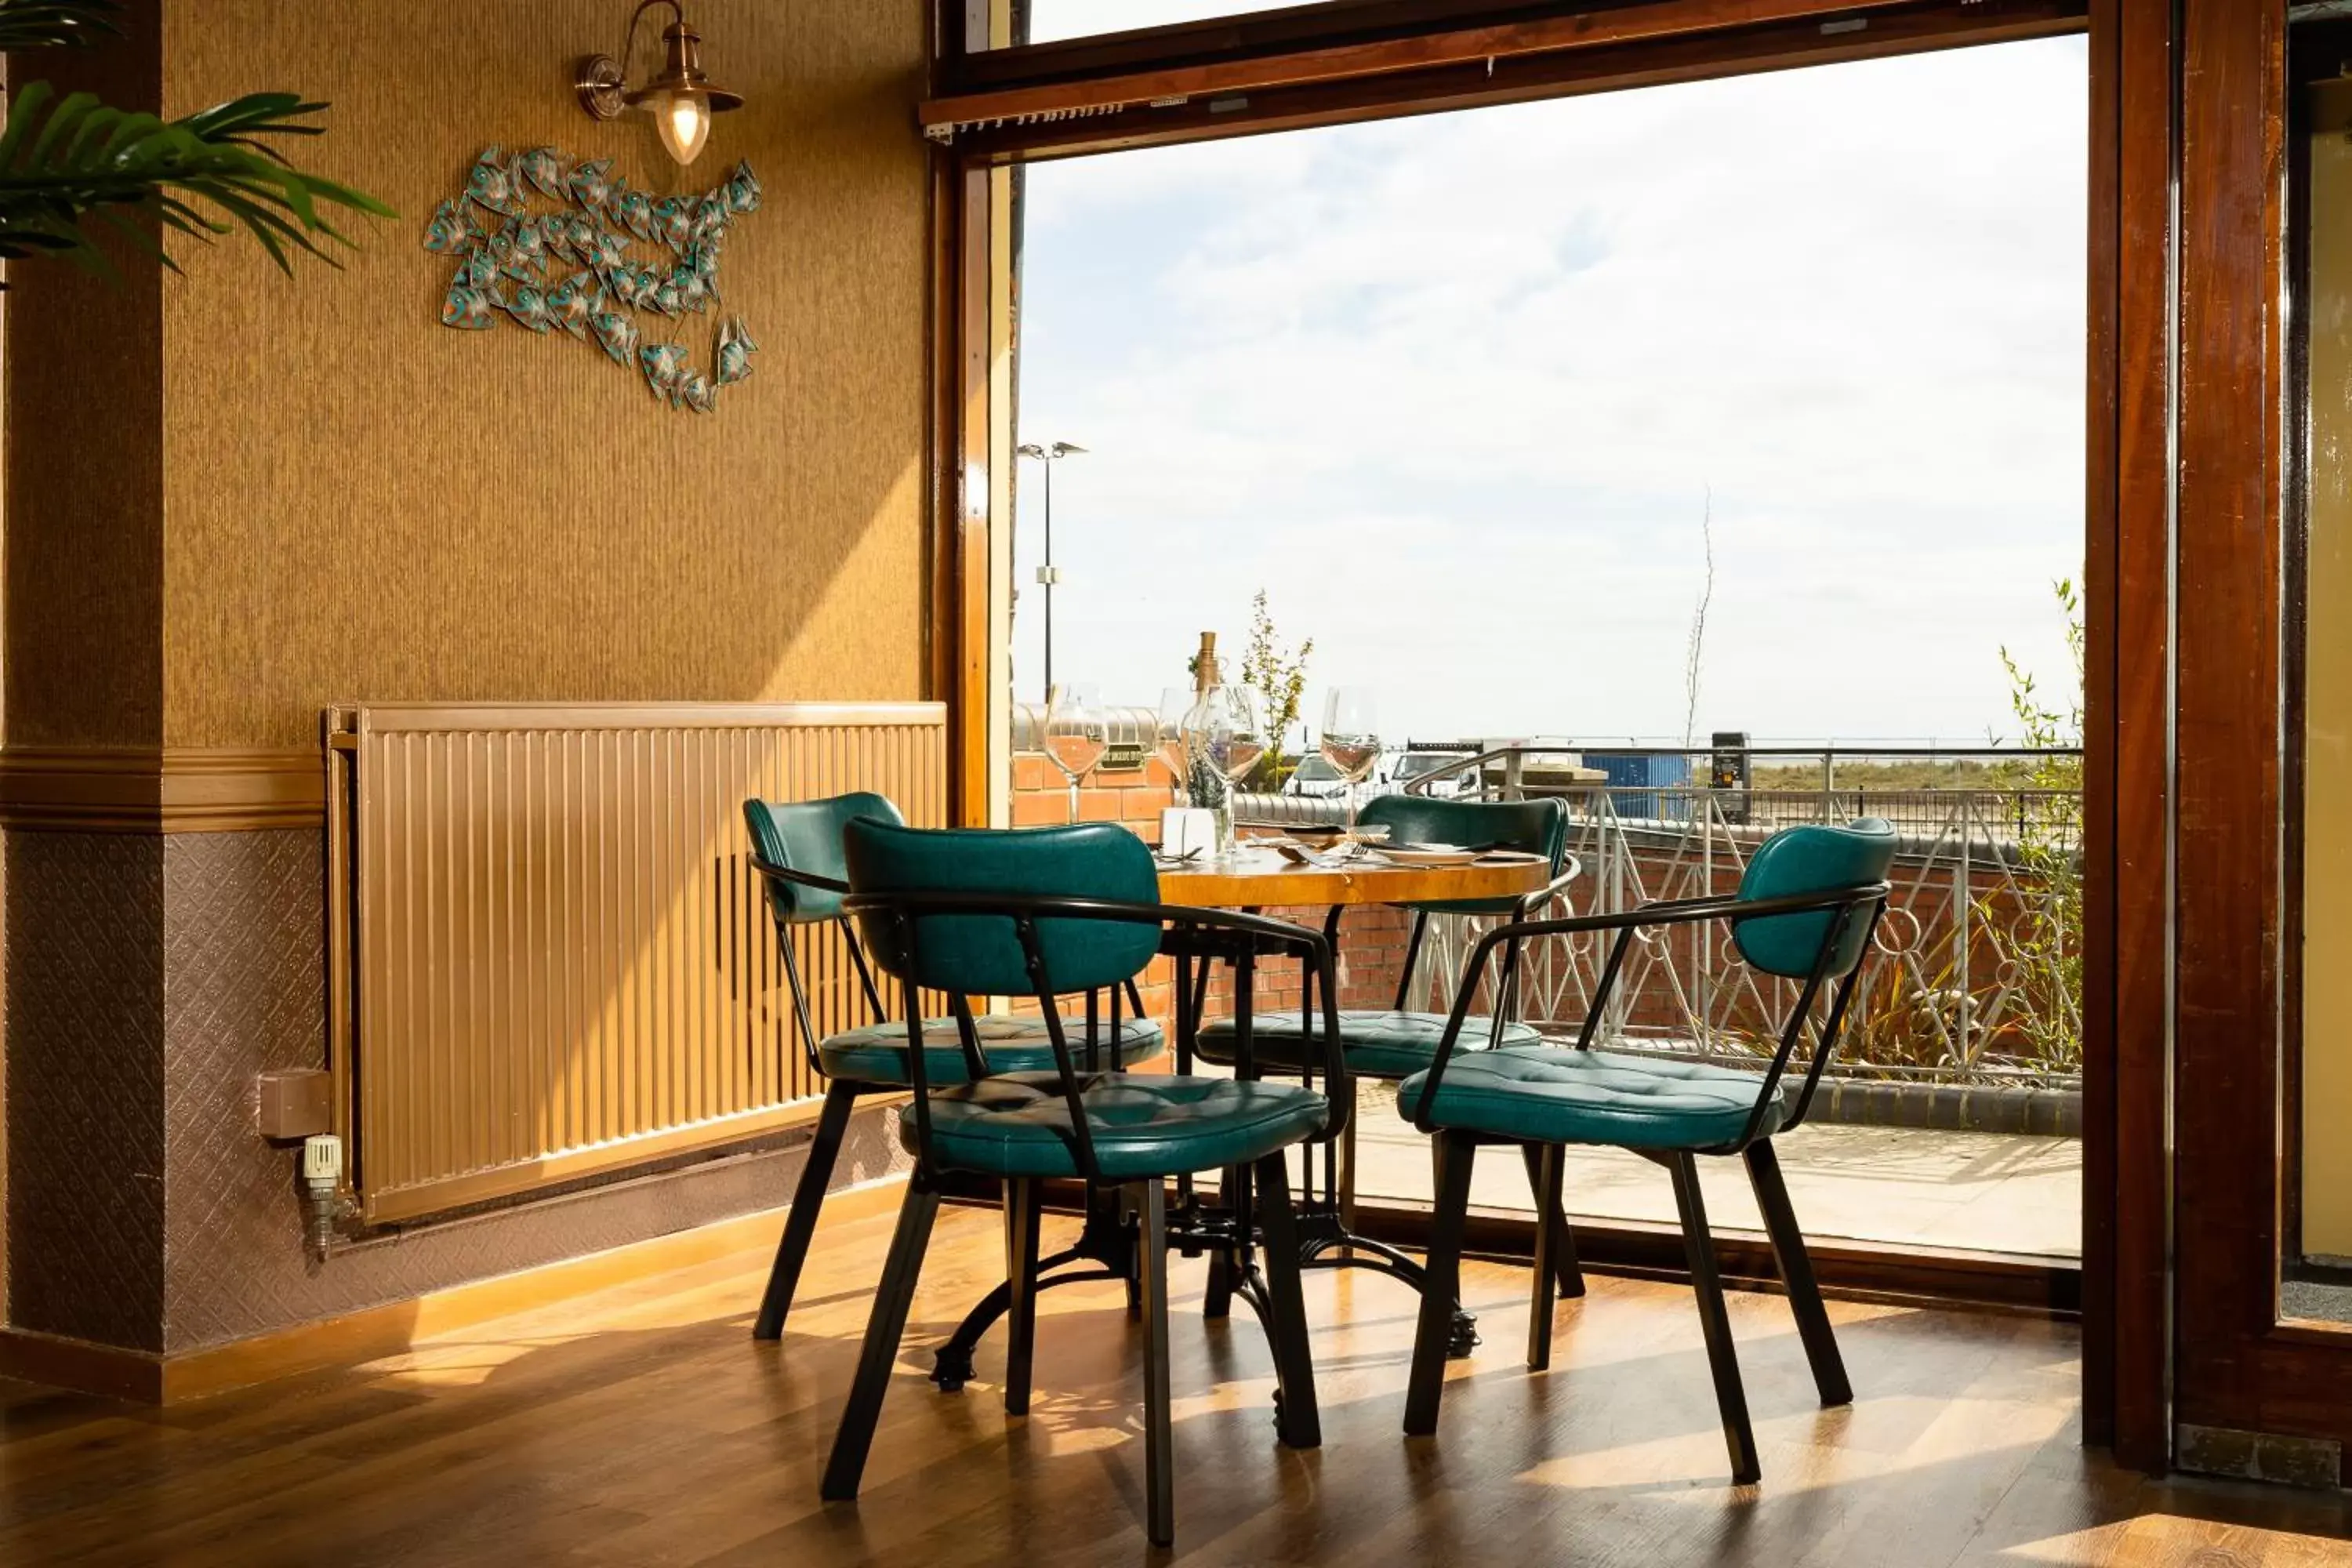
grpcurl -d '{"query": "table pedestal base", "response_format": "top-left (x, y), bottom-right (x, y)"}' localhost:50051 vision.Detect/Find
top-left (927, 1177), bottom-right (1478, 1394)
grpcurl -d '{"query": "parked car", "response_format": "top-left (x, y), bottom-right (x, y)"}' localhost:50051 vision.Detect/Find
top-left (1391, 750), bottom-right (1474, 799)
top-left (1282, 753), bottom-right (1369, 799)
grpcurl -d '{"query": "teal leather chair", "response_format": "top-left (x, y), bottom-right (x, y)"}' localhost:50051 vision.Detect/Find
top-left (742, 794), bottom-right (1164, 1344)
top-left (818, 820), bottom-right (1346, 1548)
top-left (1396, 818), bottom-right (1896, 1485)
top-left (1192, 793), bottom-right (1581, 1340)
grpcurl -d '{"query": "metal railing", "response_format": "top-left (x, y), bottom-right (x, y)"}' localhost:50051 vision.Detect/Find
top-left (1356, 745), bottom-right (2083, 1088)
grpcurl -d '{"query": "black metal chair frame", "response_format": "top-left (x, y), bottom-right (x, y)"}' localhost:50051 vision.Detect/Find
top-left (1396, 880), bottom-right (1890, 1486)
top-left (745, 854), bottom-right (1149, 1346)
top-left (1177, 848), bottom-right (1584, 1356)
top-left (817, 886), bottom-right (1348, 1548)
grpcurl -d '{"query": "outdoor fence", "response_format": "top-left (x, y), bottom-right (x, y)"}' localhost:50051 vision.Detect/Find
top-left (1235, 743), bottom-right (2085, 1089)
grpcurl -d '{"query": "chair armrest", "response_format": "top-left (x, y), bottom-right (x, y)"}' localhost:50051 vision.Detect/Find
top-left (1513, 852), bottom-right (1584, 917)
top-left (1402, 883), bottom-right (1889, 1146)
top-left (748, 854), bottom-right (850, 897)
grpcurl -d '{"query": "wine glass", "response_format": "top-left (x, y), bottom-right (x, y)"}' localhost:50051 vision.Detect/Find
top-left (1178, 683), bottom-right (1266, 854)
top-left (1043, 683), bottom-right (1109, 824)
top-left (1156, 686), bottom-right (1195, 807)
top-left (1319, 686), bottom-right (1382, 829)
top-left (1209, 684), bottom-right (1269, 794)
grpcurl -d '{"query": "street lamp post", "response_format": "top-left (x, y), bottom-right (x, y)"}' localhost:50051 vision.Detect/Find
top-left (1015, 439), bottom-right (1086, 698)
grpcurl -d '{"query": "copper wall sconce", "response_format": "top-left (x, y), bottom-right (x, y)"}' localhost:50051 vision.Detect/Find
top-left (575, 2), bottom-right (742, 166)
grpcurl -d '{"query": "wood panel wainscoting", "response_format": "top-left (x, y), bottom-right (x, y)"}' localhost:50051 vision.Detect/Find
top-left (325, 702), bottom-right (947, 1224)
top-left (0, 1178), bottom-right (910, 1405)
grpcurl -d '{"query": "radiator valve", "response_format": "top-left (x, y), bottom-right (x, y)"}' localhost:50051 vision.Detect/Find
top-left (300, 1134), bottom-right (361, 1260)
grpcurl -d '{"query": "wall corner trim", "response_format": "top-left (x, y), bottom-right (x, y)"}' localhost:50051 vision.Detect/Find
top-left (0, 746), bottom-right (325, 833)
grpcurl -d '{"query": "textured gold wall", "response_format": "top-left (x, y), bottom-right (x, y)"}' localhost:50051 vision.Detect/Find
top-left (158, 0), bottom-right (931, 748)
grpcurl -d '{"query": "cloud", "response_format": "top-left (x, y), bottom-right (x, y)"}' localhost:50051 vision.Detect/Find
top-left (1011, 36), bottom-right (2089, 746)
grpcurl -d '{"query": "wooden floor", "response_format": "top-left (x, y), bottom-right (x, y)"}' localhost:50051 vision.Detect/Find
top-left (4, 1195), bottom-right (2350, 1567)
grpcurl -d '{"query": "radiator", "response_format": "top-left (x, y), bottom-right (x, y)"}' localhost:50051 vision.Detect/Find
top-left (325, 702), bottom-right (946, 1222)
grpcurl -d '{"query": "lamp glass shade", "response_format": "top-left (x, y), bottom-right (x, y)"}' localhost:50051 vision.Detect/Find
top-left (651, 88), bottom-right (712, 164)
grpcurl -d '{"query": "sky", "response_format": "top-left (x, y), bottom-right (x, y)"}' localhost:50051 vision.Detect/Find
top-left (1008, 22), bottom-right (2089, 747)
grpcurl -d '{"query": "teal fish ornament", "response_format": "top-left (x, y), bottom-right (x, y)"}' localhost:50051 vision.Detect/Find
top-left (549, 270), bottom-right (601, 340)
top-left (423, 198), bottom-right (474, 254)
top-left (639, 340), bottom-right (688, 405)
top-left (442, 284), bottom-right (496, 330)
top-left (615, 188), bottom-right (656, 242)
top-left (500, 285), bottom-right (554, 333)
top-left (655, 197), bottom-right (692, 255)
top-left (517, 147), bottom-right (568, 200)
top-left (692, 193), bottom-right (728, 246)
top-left (715, 317), bottom-right (757, 385)
top-left (680, 370), bottom-right (716, 414)
top-left (586, 227), bottom-right (629, 270)
top-left (724, 161), bottom-right (760, 214)
top-left (591, 311), bottom-right (641, 368)
top-left (466, 147), bottom-right (523, 217)
top-left (500, 220), bottom-right (546, 281)
top-left (567, 158), bottom-right (614, 211)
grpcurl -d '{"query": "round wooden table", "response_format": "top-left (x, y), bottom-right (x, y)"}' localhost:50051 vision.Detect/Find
top-left (1158, 850), bottom-right (1551, 909)
top-left (926, 845), bottom-right (1548, 1393)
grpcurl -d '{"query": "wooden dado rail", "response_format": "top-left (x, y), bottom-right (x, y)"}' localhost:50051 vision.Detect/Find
top-left (325, 702), bottom-right (946, 1223)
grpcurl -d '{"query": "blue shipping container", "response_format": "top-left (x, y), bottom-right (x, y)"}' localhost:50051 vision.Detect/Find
top-left (1584, 753), bottom-right (1693, 821)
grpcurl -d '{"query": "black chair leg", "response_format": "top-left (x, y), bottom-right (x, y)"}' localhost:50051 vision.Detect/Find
top-left (1133, 1178), bottom-right (1177, 1548)
top-left (1744, 1138), bottom-right (1851, 1407)
top-left (1523, 1142), bottom-right (1564, 1371)
top-left (1253, 1150), bottom-right (1322, 1449)
top-left (1519, 1140), bottom-right (1585, 1305)
top-left (753, 1079), bottom-right (858, 1341)
top-left (1668, 1151), bottom-right (1760, 1486)
top-left (1003, 1177), bottom-right (1043, 1416)
top-left (821, 1172), bottom-right (942, 1502)
top-left (1403, 1132), bottom-right (1476, 1437)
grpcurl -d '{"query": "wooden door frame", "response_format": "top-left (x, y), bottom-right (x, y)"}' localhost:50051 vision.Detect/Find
top-left (2154, 0), bottom-right (2352, 1464)
top-left (924, 0), bottom-right (2148, 1437)
top-left (2082, 0), bottom-right (2172, 1472)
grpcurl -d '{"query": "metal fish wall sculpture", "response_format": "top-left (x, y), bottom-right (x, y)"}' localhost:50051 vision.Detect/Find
top-left (427, 146), bottom-right (761, 414)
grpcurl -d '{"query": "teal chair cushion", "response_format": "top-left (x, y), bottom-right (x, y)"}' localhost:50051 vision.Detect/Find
top-left (1358, 794), bottom-right (1569, 914)
top-left (1195, 1009), bottom-right (1541, 1081)
top-left (844, 820), bottom-right (1161, 996)
top-left (818, 1014), bottom-right (1166, 1085)
top-left (1732, 817), bottom-right (1898, 978)
top-left (908, 1072), bottom-right (1330, 1179)
top-left (1399, 1046), bottom-right (1784, 1152)
top-left (743, 793), bottom-right (902, 925)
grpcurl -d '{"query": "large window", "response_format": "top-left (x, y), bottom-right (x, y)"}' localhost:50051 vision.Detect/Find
top-left (1007, 37), bottom-right (2089, 1260)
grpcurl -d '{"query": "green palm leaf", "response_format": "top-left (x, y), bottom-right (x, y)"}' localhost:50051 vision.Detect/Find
top-left (0, 80), bottom-right (395, 276)
top-left (0, 0), bottom-right (118, 53)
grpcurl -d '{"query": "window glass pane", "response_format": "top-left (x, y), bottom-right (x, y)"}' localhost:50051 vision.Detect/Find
top-left (1008, 37), bottom-right (2086, 1260)
top-left (1019, 1), bottom-right (1338, 45)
